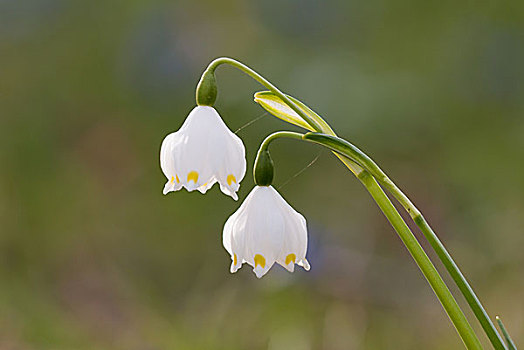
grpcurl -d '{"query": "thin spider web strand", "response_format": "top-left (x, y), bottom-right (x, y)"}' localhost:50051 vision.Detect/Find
top-left (278, 151), bottom-right (323, 190)
top-left (234, 112), bottom-right (267, 134)
top-left (234, 111), bottom-right (320, 189)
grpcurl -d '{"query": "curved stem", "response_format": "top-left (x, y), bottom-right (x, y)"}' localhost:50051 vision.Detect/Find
top-left (205, 57), bottom-right (325, 132)
top-left (303, 132), bottom-right (507, 350)
top-left (253, 131), bottom-right (305, 186)
top-left (358, 171), bottom-right (483, 350)
top-left (204, 58), bottom-right (504, 348)
top-left (257, 131), bottom-right (304, 154)
top-left (415, 217), bottom-right (508, 350)
top-left (264, 131), bottom-right (483, 348)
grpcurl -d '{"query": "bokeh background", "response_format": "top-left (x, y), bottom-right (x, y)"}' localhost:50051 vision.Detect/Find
top-left (1, 0), bottom-right (523, 349)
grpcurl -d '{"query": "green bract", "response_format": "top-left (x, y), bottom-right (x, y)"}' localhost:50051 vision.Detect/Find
top-left (254, 91), bottom-right (334, 133)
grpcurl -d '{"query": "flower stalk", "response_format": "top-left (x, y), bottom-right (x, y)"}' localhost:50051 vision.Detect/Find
top-left (255, 87), bottom-right (511, 349)
top-left (199, 57), bottom-right (325, 132)
top-left (357, 171), bottom-right (483, 350)
top-left (302, 132), bottom-right (508, 350)
top-left (201, 57), bottom-right (485, 348)
top-left (253, 132), bottom-right (304, 186)
top-left (254, 132), bottom-right (483, 349)
top-left (164, 57), bottom-right (517, 349)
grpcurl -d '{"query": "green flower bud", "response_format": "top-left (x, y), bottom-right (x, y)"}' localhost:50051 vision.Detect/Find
top-left (254, 149), bottom-right (274, 186)
top-left (196, 69), bottom-right (218, 106)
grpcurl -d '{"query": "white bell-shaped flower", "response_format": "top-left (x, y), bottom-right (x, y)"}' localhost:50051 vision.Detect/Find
top-left (160, 106), bottom-right (246, 200)
top-left (223, 186), bottom-right (310, 278)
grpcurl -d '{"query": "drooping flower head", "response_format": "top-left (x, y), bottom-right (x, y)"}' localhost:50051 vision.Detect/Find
top-left (223, 185), bottom-right (310, 278)
top-left (160, 106), bottom-right (246, 200)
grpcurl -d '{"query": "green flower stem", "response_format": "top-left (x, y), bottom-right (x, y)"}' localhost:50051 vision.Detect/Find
top-left (415, 217), bottom-right (508, 350)
top-left (303, 132), bottom-right (508, 350)
top-left (258, 131), bottom-right (304, 151)
top-left (496, 317), bottom-right (517, 350)
top-left (204, 57), bottom-right (325, 132)
top-left (357, 171), bottom-right (483, 350)
top-left (258, 131), bottom-right (482, 349)
top-left (201, 58), bottom-right (504, 349)
top-left (253, 132), bottom-right (304, 186)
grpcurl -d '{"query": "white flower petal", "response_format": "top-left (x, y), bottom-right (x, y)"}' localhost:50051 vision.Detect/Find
top-left (298, 259), bottom-right (311, 271)
top-left (197, 178), bottom-right (217, 194)
top-left (162, 177), bottom-right (182, 195)
top-left (222, 186), bottom-right (309, 278)
top-left (160, 106), bottom-right (246, 198)
top-left (220, 184), bottom-right (239, 201)
top-left (160, 132), bottom-right (184, 194)
top-left (276, 198), bottom-right (309, 272)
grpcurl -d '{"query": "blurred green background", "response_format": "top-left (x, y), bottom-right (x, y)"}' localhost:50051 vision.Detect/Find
top-left (1, 0), bottom-right (523, 349)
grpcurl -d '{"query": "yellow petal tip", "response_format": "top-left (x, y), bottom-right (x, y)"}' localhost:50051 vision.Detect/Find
top-left (285, 254), bottom-right (296, 265)
top-left (187, 171), bottom-right (199, 183)
top-left (227, 174), bottom-right (237, 186)
top-left (254, 254), bottom-right (266, 268)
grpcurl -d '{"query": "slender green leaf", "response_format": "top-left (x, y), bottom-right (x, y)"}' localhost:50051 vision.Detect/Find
top-left (496, 317), bottom-right (517, 350)
top-left (303, 132), bottom-right (509, 350)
